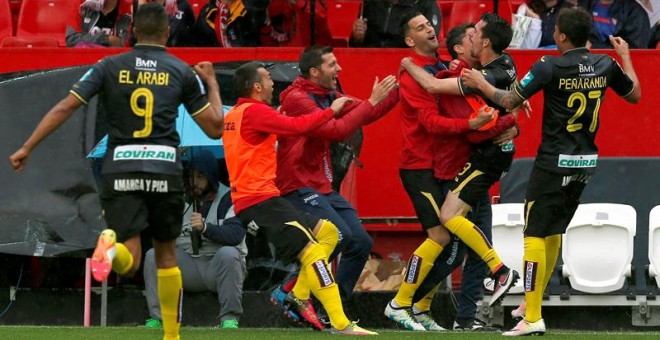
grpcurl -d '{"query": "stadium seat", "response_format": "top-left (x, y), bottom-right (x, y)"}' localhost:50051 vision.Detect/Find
top-left (447, 0), bottom-right (493, 30)
top-left (648, 206), bottom-right (660, 288)
top-left (326, 0), bottom-right (361, 47)
top-left (561, 203), bottom-right (636, 293)
top-left (0, 36), bottom-right (58, 47)
top-left (15, 0), bottom-right (78, 46)
top-left (0, 0), bottom-right (13, 42)
top-left (490, 203), bottom-right (525, 294)
top-left (188, 0), bottom-right (206, 19)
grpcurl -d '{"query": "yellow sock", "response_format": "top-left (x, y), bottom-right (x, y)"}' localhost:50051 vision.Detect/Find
top-left (413, 283), bottom-right (440, 312)
top-left (111, 243), bottom-right (133, 275)
top-left (315, 220), bottom-right (339, 258)
top-left (394, 238), bottom-right (443, 307)
top-left (291, 268), bottom-right (311, 300)
top-left (523, 237), bottom-right (545, 322)
top-left (543, 235), bottom-right (561, 291)
top-left (300, 244), bottom-right (350, 330)
top-left (445, 216), bottom-right (502, 273)
top-left (158, 267), bottom-right (182, 340)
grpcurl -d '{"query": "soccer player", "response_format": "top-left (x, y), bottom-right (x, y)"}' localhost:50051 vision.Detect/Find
top-left (393, 11), bottom-right (521, 322)
top-left (222, 61), bottom-right (376, 335)
top-left (273, 45), bottom-right (398, 326)
top-left (461, 7), bottom-right (641, 336)
top-left (9, 4), bottom-right (224, 340)
top-left (384, 11), bottom-right (498, 331)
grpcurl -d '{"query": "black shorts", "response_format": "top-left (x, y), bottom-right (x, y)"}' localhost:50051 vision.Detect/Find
top-left (400, 169), bottom-right (445, 230)
top-left (237, 196), bottom-right (321, 263)
top-left (100, 172), bottom-right (184, 242)
top-left (449, 157), bottom-right (505, 208)
top-left (524, 166), bottom-right (590, 238)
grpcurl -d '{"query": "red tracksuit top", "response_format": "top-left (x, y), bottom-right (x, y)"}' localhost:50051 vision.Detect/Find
top-left (276, 76), bottom-right (399, 195)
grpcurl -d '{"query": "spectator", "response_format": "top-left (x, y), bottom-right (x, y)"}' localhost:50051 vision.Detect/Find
top-left (290, 0), bottom-right (334, 46)
top-left (516, 0), bottom-right (575, 48)
top-left (191, 0), bottom-right (269, 47)
top-left (143, 151), bottom-right (247, 330)
top-left (349, 0), bottom-right (441, 48)
top-left (259, 0), bottom-right (296, 46)
top-left (136, 0), bottom-right (197, 47)
top-left (636, 0), bottom-right (660, 26)
top-left (578, 0), bottom-right (650, 48)
top-left (65, 0), bottom-right (133, 47)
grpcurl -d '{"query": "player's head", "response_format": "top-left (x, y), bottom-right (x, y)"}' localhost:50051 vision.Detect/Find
top-left (234, 62), bottom-right (274, 104)
top-left (401, 11), bottom-right (438, 56)
top-left (446, 23), bottom-right (478, 65)
top-left (555, 7), bottom-right (592, 50)
top-left (299, 46), bottom-right (342, 90)
top-left (471, 13), bottom-right (512, 58)
top-left (133, 2), bottom-right (170, 44)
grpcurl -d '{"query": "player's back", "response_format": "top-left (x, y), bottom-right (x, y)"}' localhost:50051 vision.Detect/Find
top-left (92, 45), bottom-right (193, 148)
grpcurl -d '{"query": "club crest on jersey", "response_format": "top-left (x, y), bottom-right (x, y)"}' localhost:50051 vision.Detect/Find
top-left (313, 260), bottom-right (334, 287)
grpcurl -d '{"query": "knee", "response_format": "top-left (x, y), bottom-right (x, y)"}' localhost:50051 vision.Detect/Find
top-left (427, 226), bottom-right (451, 247)
top-left (318, 220), bottom-right (340, 248)
top-left (216, 247), bottom-right (241, 264)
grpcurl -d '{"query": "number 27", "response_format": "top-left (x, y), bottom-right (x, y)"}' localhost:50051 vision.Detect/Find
top-left (566, 90), bottom-right (601, 133)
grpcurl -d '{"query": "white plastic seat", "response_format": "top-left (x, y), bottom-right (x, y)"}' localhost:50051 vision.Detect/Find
top-left (489, 203), bottom-right (525, 294)
top-left (561, 203), bottom-right (636, 293)
top-left (648, 206), bottom-right (660, 288)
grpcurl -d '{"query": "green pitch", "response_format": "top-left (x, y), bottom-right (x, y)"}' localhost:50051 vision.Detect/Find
top-left (1, 327), bottom-right (660, 340)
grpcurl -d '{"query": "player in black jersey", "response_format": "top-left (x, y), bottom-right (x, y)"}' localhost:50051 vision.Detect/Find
top-left (9, 4), bottom-right (224, 339)
top-left (462, 7), bottom-right (640, 336)
top-left (400, 12), bottom-right (522, 307)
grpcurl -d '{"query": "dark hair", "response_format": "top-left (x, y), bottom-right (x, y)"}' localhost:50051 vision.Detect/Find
top-left (133, 2), bottom-right (169, 38)
top-left (299, 45), bottom-right (334, 78)
top-left (446, 23), bottom-right (475, 60)
top-left (557, 7), bottom-right (592, 47)
top-left (480, 12), bottom-right (513, 54)
top-left (399, 11), bottom-right (424, 39)
top-left (233, 62), bottom-right (265, 98)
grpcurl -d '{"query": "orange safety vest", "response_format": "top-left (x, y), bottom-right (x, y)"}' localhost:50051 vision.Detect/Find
top-left (223, 102), bottom-right (280, 205)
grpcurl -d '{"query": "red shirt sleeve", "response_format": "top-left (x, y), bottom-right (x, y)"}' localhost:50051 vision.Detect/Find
top-left (466, 113), bottom-right (517, 143)
top-left (400, 72), bottom-right (471, 135)
top-left (241, 103), bottom-right (334, 145)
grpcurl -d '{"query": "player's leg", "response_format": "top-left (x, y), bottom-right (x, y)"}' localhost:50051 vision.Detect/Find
top-left (440, 165), bottom-right (518, 306)
top-left (386, 169), bottom-right (450, 331)
top-left (210, 246), bottom-right (245, 329)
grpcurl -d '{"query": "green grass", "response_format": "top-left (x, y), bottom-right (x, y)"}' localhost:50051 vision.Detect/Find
top-left (1, 327), bottom-right (660, 340)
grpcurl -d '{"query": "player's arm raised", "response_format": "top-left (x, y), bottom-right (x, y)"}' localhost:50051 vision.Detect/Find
top-left (610, 35), bottom-right (641, 103)
top-left (401, 57), bottom-right (462, 95)
top-left (461, 68), bottom-right (524, 111)
top-left (193, 62), bottom-right (224, 139)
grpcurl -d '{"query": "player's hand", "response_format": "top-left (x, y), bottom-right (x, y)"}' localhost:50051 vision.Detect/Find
top-left (107, 35), bottom-right (123, 47)
top-left (330, 96), bottom-right (355, 118)
top-left (191, 212), bottom-right (205, 232)
top-left (448, 59), bottom-right (461, 71)
top-left (609, 35), bottom-right (630, 59)
top-left (9, 147), bottom-right (30, 172)
top-left (400, 57), bottom-right (414, 74)
top-left (368, 75), bottom-right (397, 106)
top-left (194, 62), bottom-right (217, 84)
top-left (472, 106), bottom-right (496, 129)
top-left (461, 68), bottom-right (487, 90)
top-left (493, 126), bottom-right (518, 146)
top-left (513, 100), bottom-right (532, 119)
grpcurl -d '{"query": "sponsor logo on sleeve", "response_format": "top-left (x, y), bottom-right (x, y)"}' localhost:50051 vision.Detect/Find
top-left (519, 72), bottom-right (534, 88)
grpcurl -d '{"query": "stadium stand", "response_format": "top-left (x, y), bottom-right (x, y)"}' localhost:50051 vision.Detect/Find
top-left (0, 0), bottom-right (13, 42)
top-left (13, 0), bottom-right (78, 46)
top-left (327, 0), bottom-right (361, 47)
top-left (188, 0), bottom-right (205, 19)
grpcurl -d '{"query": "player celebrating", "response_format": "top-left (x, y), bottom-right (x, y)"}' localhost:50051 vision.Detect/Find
top-left (462, 7), bottom-right (641, 336)
top-left (9, 4), bottom-right (224, 340)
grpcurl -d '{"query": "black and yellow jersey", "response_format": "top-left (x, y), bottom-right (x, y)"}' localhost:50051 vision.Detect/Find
top-left (513, 47), bottom-right (635, 175)
top-left (71, 44), bottom-right (210, 175)
top-left (458, 52), bottom-right (518, 171)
